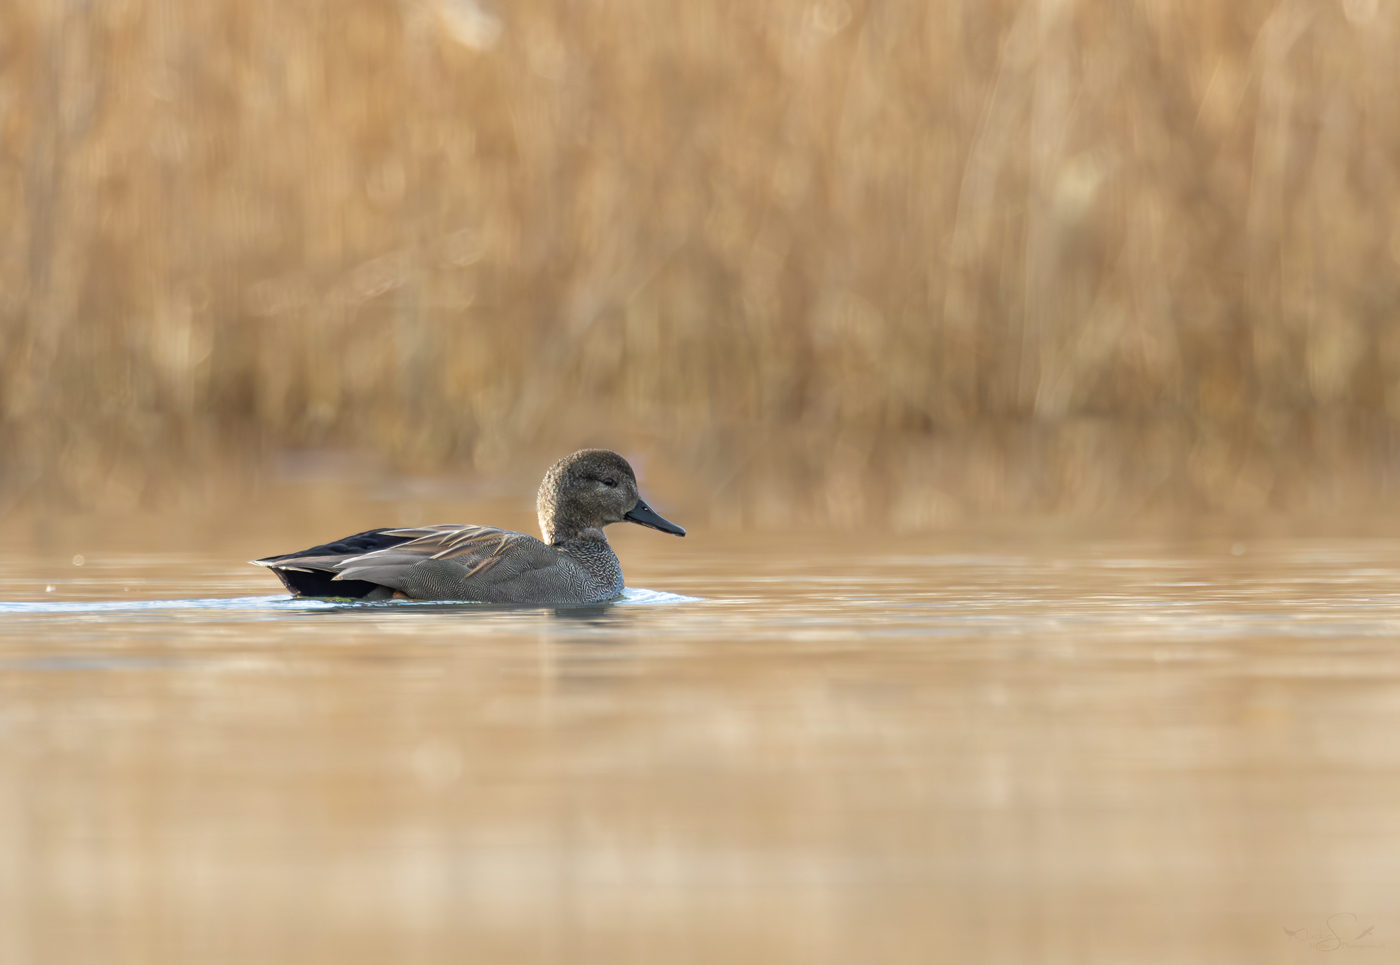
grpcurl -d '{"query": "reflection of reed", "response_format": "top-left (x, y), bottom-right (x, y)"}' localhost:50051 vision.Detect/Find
top-left (2, 0), bottom-right (1398, 521)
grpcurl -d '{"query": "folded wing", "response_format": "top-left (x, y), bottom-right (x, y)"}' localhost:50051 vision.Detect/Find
top-left (254, 525), bottom-right (557, 600)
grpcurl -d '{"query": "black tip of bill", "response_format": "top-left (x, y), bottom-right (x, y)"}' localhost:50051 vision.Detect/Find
top-left (624, 497), bottom-right (686, 536)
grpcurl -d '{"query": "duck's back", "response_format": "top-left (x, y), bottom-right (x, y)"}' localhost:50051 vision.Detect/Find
top-left (255, 525), bottom-right (625, 604)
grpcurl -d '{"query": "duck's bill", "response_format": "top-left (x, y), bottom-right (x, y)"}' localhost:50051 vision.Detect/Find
top-left (624, 498), bottom-right (686, 536)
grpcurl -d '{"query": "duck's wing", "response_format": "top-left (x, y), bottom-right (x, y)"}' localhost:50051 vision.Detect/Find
top-left (252, 527), bottom-right (437, 598)
top-left (290, 524), bottom-right (558, 595)
top-left (253, 528), bottom-right (424, 571)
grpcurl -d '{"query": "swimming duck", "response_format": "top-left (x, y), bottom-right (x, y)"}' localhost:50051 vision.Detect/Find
top-left (253, 449), bottom-right (685, 604)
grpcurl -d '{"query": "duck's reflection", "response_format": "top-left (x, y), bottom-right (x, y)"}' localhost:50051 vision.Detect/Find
top-left (285, 597), bottom-right (634, 634)
top-left (549, 603), bottom-right (619, 624)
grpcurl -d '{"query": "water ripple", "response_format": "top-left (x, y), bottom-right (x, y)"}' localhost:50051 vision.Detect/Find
top-left (0, 586), bottom-right (701, 615)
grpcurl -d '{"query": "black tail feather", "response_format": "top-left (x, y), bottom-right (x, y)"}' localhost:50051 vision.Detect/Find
top-left (268, 566), bottom-right (387, 600)
top-left (257, 528), bottom-right (419, 599)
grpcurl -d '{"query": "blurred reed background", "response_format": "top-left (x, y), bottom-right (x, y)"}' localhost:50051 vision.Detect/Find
top-left (3, 0), bottom-right (1400, 526)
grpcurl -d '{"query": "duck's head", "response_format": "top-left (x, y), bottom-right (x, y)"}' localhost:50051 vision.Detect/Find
top-left (537, 449), bottom-right (686, 544)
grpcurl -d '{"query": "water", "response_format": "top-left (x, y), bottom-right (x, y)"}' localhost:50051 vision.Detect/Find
top-left (3, 520), bottom-right (1400, 963)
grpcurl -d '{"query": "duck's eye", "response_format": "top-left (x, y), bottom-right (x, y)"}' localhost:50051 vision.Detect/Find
top-left (602, 477), bottom-right (618, 488)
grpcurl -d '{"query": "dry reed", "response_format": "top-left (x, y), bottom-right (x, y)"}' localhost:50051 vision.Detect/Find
top-left (3, 0), bottom-right (1400, 523)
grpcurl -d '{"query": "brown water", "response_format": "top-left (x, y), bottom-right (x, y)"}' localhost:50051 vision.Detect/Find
top-left (3, 512), bottom-right (1400, 963)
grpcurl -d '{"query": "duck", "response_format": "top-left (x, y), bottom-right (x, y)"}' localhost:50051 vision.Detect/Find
top-left (252, 449), bottom-right (685, 604)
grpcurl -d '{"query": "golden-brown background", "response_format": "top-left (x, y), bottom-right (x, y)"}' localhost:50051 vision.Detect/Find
top-left (4, 0), bottom-right (1399, 523)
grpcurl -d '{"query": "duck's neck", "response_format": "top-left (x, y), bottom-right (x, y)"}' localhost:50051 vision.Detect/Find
top-left (542, 521), bottom-right (609, 545)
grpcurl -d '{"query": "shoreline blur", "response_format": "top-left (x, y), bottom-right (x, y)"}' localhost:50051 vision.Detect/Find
top-left (3, 0), bottom-right (1399, 522)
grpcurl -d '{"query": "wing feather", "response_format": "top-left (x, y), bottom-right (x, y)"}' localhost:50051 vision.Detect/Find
top-left (256, 524), bottom-right (559, 600)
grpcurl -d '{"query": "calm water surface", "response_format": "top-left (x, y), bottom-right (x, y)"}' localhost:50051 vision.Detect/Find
top-left (2, 519), bottom-right (1399, 963)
